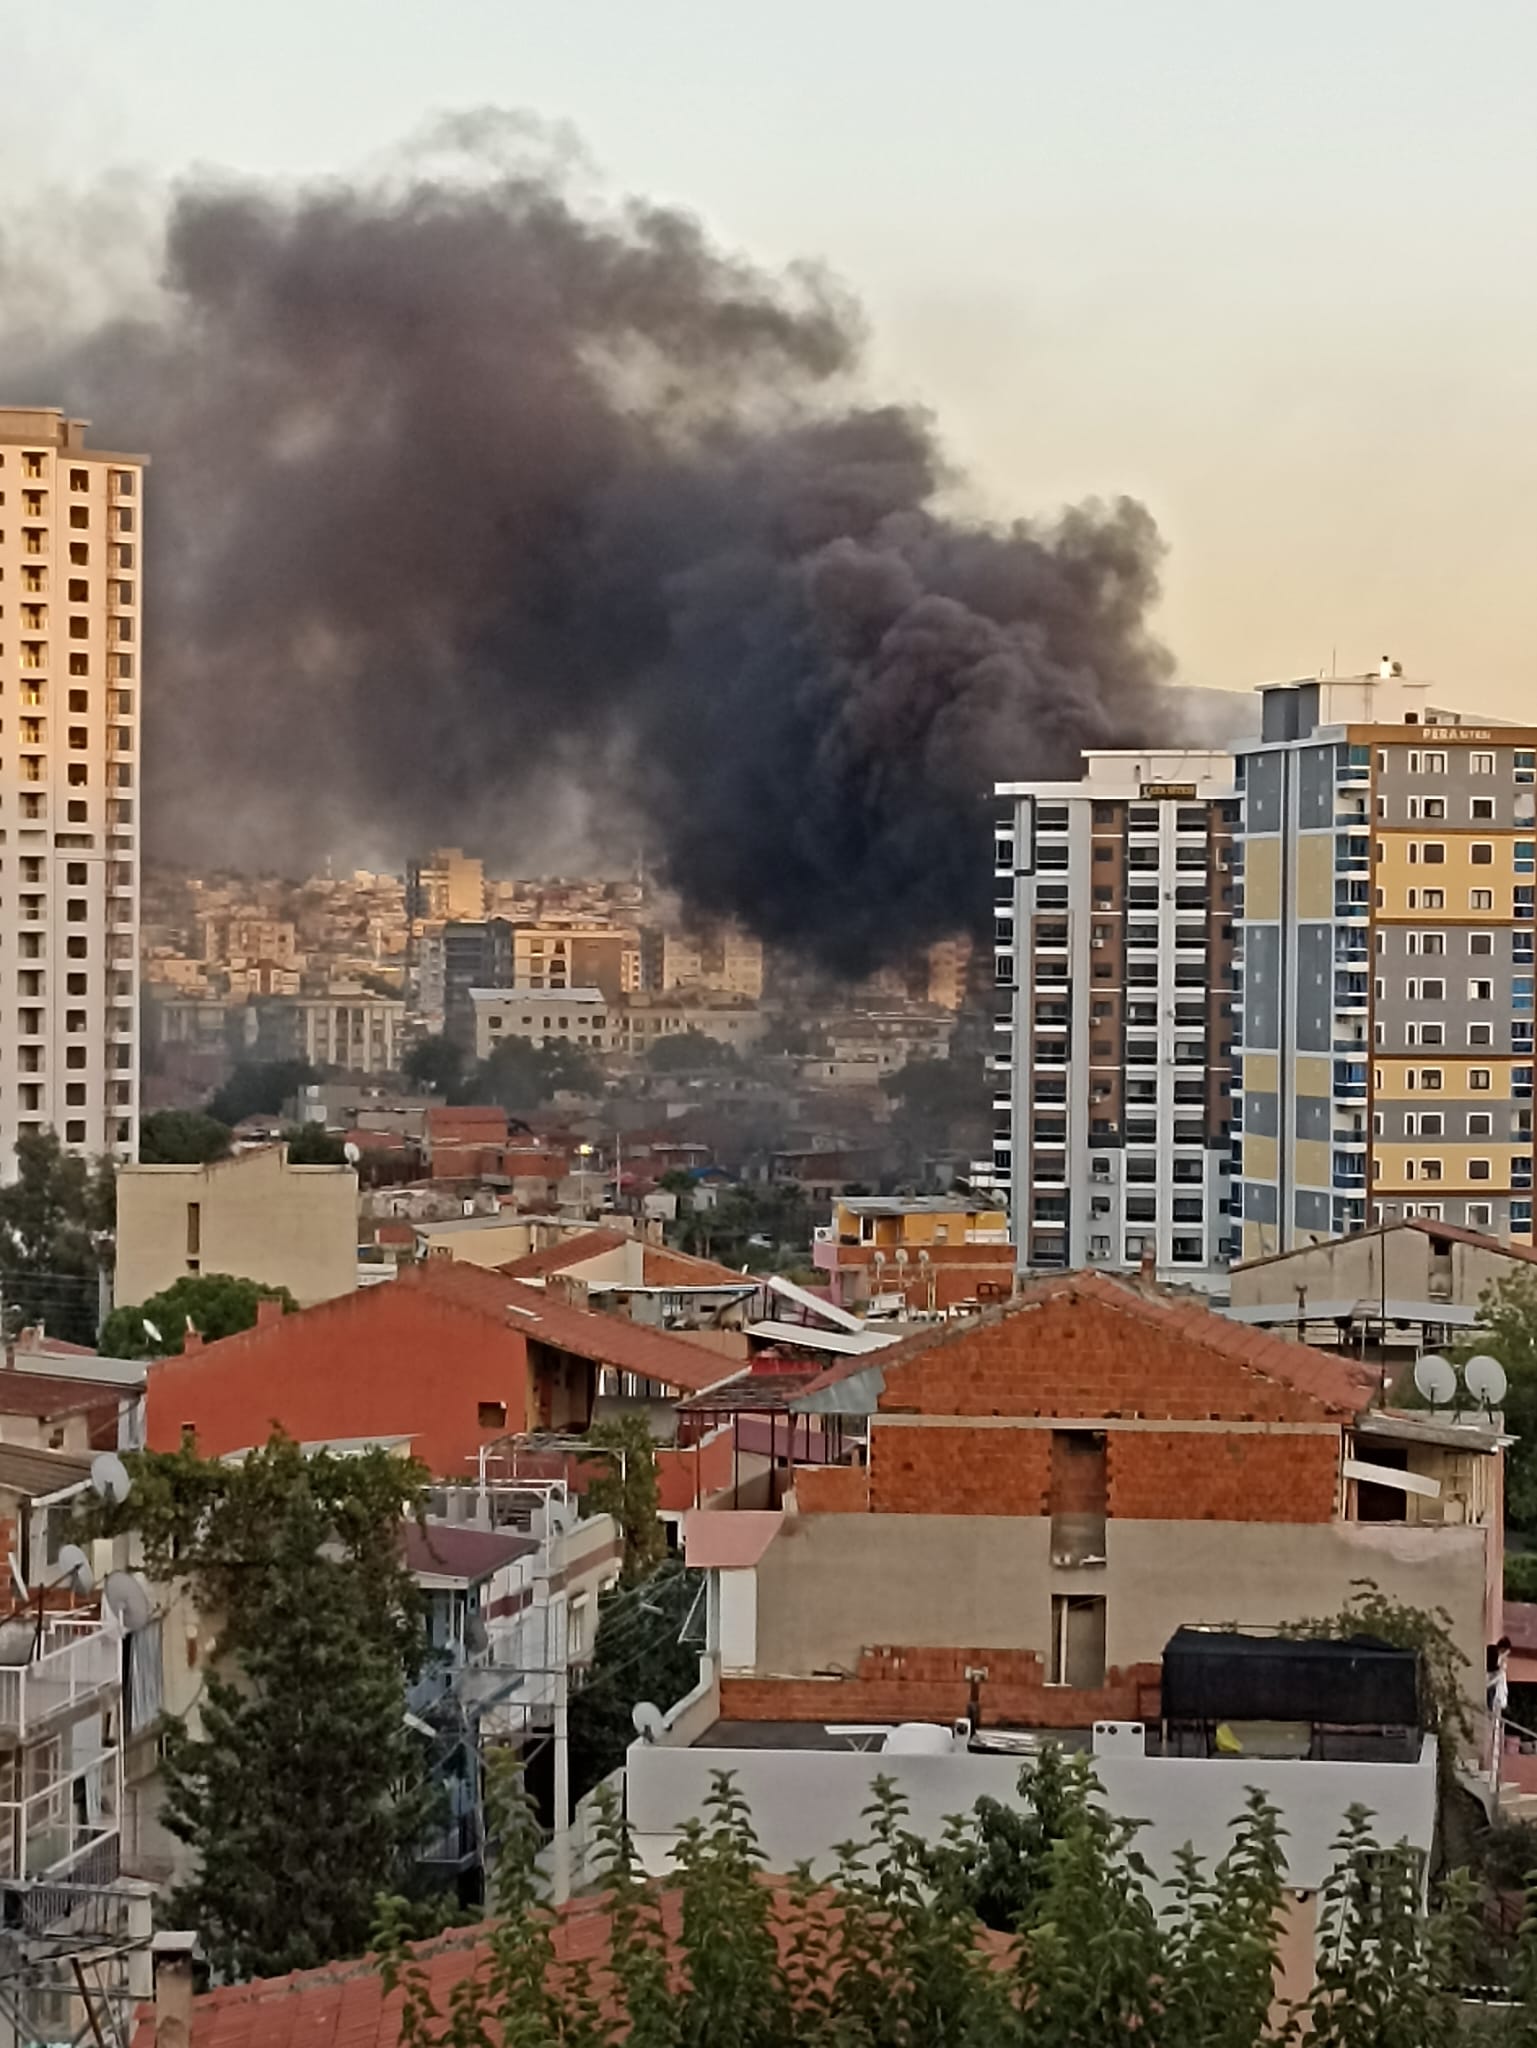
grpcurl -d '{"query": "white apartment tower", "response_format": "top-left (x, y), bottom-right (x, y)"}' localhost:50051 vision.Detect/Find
top-left (0, 409), bottom-right (142, 1170)
top-left (987, 749), bottom-right (1240, 1287)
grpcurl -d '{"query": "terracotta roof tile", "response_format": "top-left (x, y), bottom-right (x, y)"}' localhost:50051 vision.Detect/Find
top-left (497, 1230), bottom-right (629, 1279)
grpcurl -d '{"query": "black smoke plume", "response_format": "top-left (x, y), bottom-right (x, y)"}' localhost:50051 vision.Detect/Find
top-left (3, 117), bottom-right (1187, 971)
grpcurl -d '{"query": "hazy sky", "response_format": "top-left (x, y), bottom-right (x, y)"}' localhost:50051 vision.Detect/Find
top-left (7, 0), bottom-right (1537, 717)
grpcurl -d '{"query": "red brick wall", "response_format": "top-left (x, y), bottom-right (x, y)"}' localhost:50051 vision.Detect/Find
top-left (794, 1464), bottom-right (870, 1513)
top-left (878, 1292), bottom-right (1332, 1423)
top-left (1106, 1430), bottom-right (1338, 1523)
top-left (1049, 1430), bottom-right (1108, 1516)
top-left (870, 1424), bottom-right (1051, 1515)
top-left (145, 1282), bottom-right (536, 1476)
top-left (657, 1427), bottom-right (737, 1513)
top-left (721, 1646), bottom-right (1162, 1729)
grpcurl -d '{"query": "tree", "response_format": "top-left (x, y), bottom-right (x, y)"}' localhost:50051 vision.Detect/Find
top-left (881, 1053), bottom-right (987, 1182)
top-left (282, 1123), bottom-right (348, 1165)
top-left (677, 1180), bottom-right (811, 1271)
top-left (80, 1434), bottom-right (435, 1981)
top-left (378, 1750), bottom-right (1493, 2045)
top-left (99, 1273), bottom-right (296, 1358)
top-left (580, 1414), bottom-right (665, 1584)
top-left (464, 1037), bottom-right (602, 1114)
top-left (138, 1109), bottom-right (234, 1165)
top-left (0, 1129), bottom-right (114, 1345)
top-left (206, 1059), bottom-right (318, 1126)
top-left (1457, 1269), bottom-right (1537, 1531)
top-left (645, 1030), bottom-right (740, 1073)
top-left (568, 1560), bottom-right (702, 1803)
top-left (402, 1033), bottom-right (466, 1097)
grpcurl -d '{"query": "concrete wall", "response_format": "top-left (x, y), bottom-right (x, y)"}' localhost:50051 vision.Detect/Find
top-left (627, 1733), bottom-right (1438, 1897)
top-left (116, 1146), bottom-right (357, 1308)
top-left (1231, 1224), bottom-right (1528, 1312)
top-left (749, 1509), bottom-right (1490, 1680)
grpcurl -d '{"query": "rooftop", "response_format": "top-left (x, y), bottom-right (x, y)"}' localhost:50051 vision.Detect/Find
top-left (1231, 1214), bottom-right (1537, 1274)
top-left (0, 1444), bottom-right (94, 1500)
top-left (836, 1196), bottom-right (999, 1218)
top-left (402, 1522), bottom-right (537, 1586)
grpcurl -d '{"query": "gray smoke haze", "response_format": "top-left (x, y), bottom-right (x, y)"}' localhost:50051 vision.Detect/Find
top-left (3, 115), bottom-right (1191, 971)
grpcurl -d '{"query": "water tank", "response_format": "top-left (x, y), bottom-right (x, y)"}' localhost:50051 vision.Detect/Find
top-left (881, 1722), bottom-right (955, 1755)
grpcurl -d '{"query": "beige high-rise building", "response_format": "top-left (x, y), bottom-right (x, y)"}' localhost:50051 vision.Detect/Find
top-left (0, 409), bottom-right (142, 1170)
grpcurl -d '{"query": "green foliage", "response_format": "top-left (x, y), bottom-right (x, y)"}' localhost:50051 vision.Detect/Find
top-left (568, 1560), bottom-right (702, 1804)
top-left (0, 1128), bottom-right (114, 1345)
top-left (461, 1037), bottom-right (603, 1113)
top-left (282, 1122), bottom-right (349, 1164)
top-left (138, 1109), bottom-right (234, 1164)
top-left (81, 1434), bottom-right (434, 1981)
top-left (99, 1272), bottom-right (296, 1358)
top-left (402, 1033), bottom-right (466, 1097)
top-left (376, 1747), bottom-right (1493, 2045)
top-left (644, 1030), bottom-right (740, 1073)
top-left (1458, 1269), bottom-right (1537, 1532)
top-left (580, 1415), bottom-right (665, 1585)
top-left (206, 1058), bottom-right (319, 1126)
top-left (1281, 1578), bottom-right (1474, 1760)
top-left (1507, 1552), bottom-right (1537, 1603)
top-left (675, 1180), bottom-right (811, 1271)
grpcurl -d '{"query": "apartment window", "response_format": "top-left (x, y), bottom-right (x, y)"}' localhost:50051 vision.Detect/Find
top-left (1407, 1023), bottom-right (1444, 1047)
top-left (1469, 1203), bottom-right (1494, 1228)
top-left (1471, 932), bottom-right (1494, 955)
top-left (1410, 979), bottom-right (1445, 1001)
top-left (1470, 888), bottom-right (1494, 910)
top-left (1048, 1594), bottom-right (1107, 1688)
top-left (69, 506), bottom-right (87, 530)
top-left (1469, 1159), bottom-right (1492, 1181)
top-left (1409, 1112), bottom-right (1444, 1138)
top-left (69, 542), bottom-right (87, 566)
top-left (67, 764), bottom-right (87, 786)
top-left (1424, 751), bottom-right (1447, 773)
top-left (1469, 1112), bottom-right (1494, 1137)
top-left (1471, 752), bottom-right (1496, 774)
top-left (1471, 798), bottom-right (1495, 821)
top-left (1408, 796), bottom-right (1445, 820)
top-left (66, 1047), bottom-right (86, 1070)
top-left (1372, 1111), bottom-right (1384, 1137)
top-left (1470, 1023), bottom-right (1494, 1047)
top-left (1408, 932), bottom-right (1445, 956)
top-left (1417, 1160), bottom-right (1443, 1182)
top-left (1470, 843), bottom-right (1494, 865)
top-left (1470, 1069), bottom-right (1493, 1091)
top-left (64, 1122), bottom-right (85, 1144)
top-left (1469, 979), bottom-right (1494, 1001)
top-left (1419, 888), bottom-right (1445, 909)
top-left (68, 690), bottom-right (88, 713)
top-left (1420, 843), bottom-right (1445, 864)
top-left (1415, 1069), bottom-right (1444, 1091)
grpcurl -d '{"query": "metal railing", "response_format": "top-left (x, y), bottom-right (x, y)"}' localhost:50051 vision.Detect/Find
top-left (0, 1621), bottom-right (118, 1737)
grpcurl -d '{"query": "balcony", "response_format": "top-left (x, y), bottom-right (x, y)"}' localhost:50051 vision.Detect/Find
top-left (0, 1619), bottom-right (119, 1738)
top-left (1334, 975), bottom-right (1370, 1013)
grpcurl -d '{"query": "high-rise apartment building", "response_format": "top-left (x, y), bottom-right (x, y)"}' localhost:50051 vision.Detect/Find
top-left (990, 749), bottom-right (1240, 1285)
top-left (0, 409), bottom-right (142, 1169)
top-left (407, 847), bottom-right (485, 923)
top-left (1234, 669), bottom-right (1536, 1258)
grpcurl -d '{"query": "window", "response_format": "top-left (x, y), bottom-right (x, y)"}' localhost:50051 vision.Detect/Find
top-left (1468, 1202), bottom-right (1494, 1227)
top-left (1469, 979), bottom-right (1494, 1001)
top-left (1470, 1068), bottom-right (1493, 1091)
top-left (1470, 888), bottom-right (1494, 910)
top-left (1469, 1159), bottom-right (1492, 1181)
top-left (1471, 798), bottom-right (1495, 821)
top-left (1424, 751), bottom-right (1447, 773)
top-left (1471, 752), bottom-right (1496, 774)
top-left (1469, 1112), bottom-right (1493, 1137)
top-left (1408, 796), bottom-right (1446, 820)
top-left (1408, 1112), bottom-right (1444, 1138)
top-left (1471, 932), bottom-right (1494, 955)
top-left (1417, 1069), bottom-right (1444, 1091)
top-left (1408, 932), bottom-right (1445, 956)
top-left (1049, 1595), bottom-right (1107, 1688)
top-left (477, 1400), bottom-right (508, 1429)
top-left (1421, 843), bottom-right (1445, 863)
top-left (1418, 1160), bottom-right (1444, 1182)
top-left (1470, 1023), bottom-right (1494, 1047)
top-left (1408, 1022), bottom-right (1444, 1046)
top-left (69, 505), bottom-right (88, 529)
top-left (1410, 979), bottom-right (1446, 1000)
top-left (1419, 888), bottom-right (1445, 909)
top-left (1472, 843), bottom-right (1495, 865)
top-left (186, 1203), bottom-right (201, 1259)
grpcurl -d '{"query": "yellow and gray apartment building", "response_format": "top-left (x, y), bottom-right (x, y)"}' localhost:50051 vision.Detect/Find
top-left (1234, 669), bottom-right (1535, 1259)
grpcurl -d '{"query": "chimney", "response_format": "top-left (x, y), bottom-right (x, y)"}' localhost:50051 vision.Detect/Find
top-left (255, 1297), bottom-right (283, 1329)
top-left (151, 1932), bottom-right (199, 2048)
top-left (182, 1329), bottom-right (202, 1354)
top-left (1138, 1245), bottom-right (1156, 1286)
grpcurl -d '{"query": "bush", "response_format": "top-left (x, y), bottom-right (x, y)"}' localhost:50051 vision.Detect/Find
top-left (1507, 1552), bottom-right (1537, 1604)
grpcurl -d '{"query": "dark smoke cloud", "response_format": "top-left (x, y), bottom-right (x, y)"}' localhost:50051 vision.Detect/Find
top-left (3, 115), bottom-right (1187, 970)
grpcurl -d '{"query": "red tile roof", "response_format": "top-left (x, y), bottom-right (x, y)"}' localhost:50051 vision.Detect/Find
top-left (799, 1269), bottom-right (1369, 1416)
top-left (411, 1263), bottom-right (732, 1395)
top-left (497, 1229), bottom-right (630, 1279)
top-left (641, 1246), bottom-right (757, 1289)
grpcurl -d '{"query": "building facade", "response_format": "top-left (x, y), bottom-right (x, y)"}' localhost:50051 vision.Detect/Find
top-left (470, 986), bottom-right (618, 1058)
top-left (990, 749), bottom-right (1240, 1285)
top-left (0, 408), bottom-right (142, 1171)
top-left (1234, 670), bottom-right (1537, 1260)
top-left (238, 988), bottom-right (406, 1075)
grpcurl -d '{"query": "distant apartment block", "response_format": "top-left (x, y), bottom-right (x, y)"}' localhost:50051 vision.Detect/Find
top-left (0, 408), bottom-right (142, 1169)
top-left (1235, 669), bottom-right (1537, 1259)
top-left (639, 922), bottom-right (764, 1001)
top-left (407, 847), bottom-right (485, 923)
top-left (511, 920), bottom-right (639, 1001)
top-left (989, 749), bottom-right (1240, 1284)
top-left (471, 987), bottom-right (619, 1059)
top-left (115, 1143), bottom-right (359, 1309)
top-left (238, 986), bottom-right (406, 1076)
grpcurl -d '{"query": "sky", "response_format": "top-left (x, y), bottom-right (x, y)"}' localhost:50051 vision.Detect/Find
top-left (6, 0), bottom-right (1537, 718)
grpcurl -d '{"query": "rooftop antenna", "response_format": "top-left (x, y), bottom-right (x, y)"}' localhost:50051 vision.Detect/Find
top-left (1464, 1353), bottom-right (1508, 1415)
top-left (1413, 1352), bottom-right (1457, 1413)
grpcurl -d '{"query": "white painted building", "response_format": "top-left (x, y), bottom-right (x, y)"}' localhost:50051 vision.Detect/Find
top-left (0, 409), bottom-right (142, 1170)
top-left (985, 750), bottom-right (1240, 1287)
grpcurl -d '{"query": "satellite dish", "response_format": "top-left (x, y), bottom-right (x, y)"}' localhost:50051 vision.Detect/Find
top-left (631, 1700), bottom-right (666, 1743)
top-left (1414, 1353), bottom-right (1457, 1410)
top-left (462, 1610), bottom-right (490, 1656)
top-left (90, 1452), bottom-right (131, 1505)
top-left (102, 1570), bottom-right (152, 1634)
top-left (1464, 1354), bottom-right (1509, 1409)
top-left (52, 1544), bottom-right (93, 1598)
top-left (344, 1141), bottom-right (361, 1167)
top-left (141, 1317), bottom-right (164, 1350)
